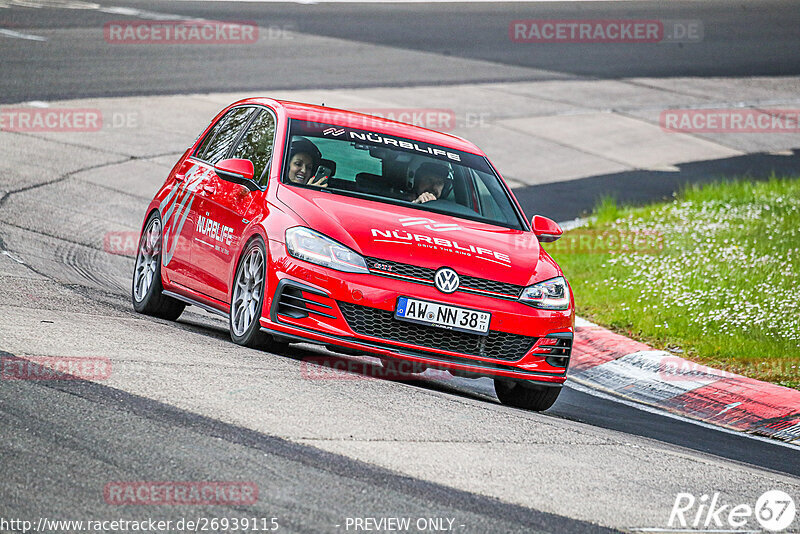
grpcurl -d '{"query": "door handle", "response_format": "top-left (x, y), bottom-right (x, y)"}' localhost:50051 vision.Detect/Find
top-left (202, 183), bottom-right (216, 195)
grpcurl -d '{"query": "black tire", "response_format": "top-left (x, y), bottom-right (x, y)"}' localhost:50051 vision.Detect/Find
top-left (494, 379), bottom-right (561, 411)
top-left (131, 213), bottom-right (185, 321)
top-left (229, 237), bottom-right (282, 350)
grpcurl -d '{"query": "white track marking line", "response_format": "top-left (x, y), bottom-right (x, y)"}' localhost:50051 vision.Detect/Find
top-left (0, 28), bottom-right (47, 41)
top-left (98, 6), bottom-right (204, 21)
top-left (566, 379), bottom-right (800, 451)
top-left (1, 250), bottom-right (26, 264)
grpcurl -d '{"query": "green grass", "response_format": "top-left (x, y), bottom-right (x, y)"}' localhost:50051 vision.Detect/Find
top-left (547, 176), bottom-right (800, 390)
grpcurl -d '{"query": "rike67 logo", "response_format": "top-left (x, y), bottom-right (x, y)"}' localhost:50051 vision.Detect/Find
top-left (665, 490), bottom-right (796, 532)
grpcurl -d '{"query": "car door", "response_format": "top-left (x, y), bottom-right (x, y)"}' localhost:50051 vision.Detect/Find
top-left (159, 108), bottom-right (241, 289)
top-left (159, 157), bottom-right (208, 289)
top-left (196, 107), bottom-right (277, 303)
top-left (177, 105), bottom-right (257, 299)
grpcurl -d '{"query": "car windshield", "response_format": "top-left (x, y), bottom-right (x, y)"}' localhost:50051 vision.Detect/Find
top-left (282, 119), bottom-right (525, 230)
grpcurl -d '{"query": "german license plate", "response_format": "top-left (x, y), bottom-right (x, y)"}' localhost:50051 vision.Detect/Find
top-left (395, 296), bottom-right (491, 336)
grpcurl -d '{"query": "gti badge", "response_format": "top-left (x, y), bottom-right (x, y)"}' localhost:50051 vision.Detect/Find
top-left (323, 127), bottom-right (345, 136)
top-left (434, 267), bottom-right (460, 294)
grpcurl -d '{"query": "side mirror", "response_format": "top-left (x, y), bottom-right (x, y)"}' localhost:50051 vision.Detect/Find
top-left (215, 158), bottom-right (258, 191)
top-left (532, 215), bottom-right (563, 243)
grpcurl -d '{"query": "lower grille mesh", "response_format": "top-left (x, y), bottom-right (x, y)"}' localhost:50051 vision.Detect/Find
top-left (338, 302), bottom-right (537, 362)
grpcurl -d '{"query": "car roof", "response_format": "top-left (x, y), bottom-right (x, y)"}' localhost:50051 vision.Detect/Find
top-left (239, 98), bottom-right (484, 156)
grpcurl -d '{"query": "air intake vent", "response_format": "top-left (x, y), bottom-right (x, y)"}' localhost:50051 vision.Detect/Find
top-left (274, 281), bottom-right (337, 320)
top-left (537, 334), bottom-right (572, 368)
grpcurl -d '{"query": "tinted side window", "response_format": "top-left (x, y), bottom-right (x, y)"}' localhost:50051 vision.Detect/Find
top-left (232, 109), bottom-right (276, 185)
top-left (472, 169), bottom-right (512, 224)
top-left (473, 170), bottom-right (501, 221)
top-left (195, 114), bottom-right (228, 159)
top-left (198, 107), bottom-right (256, 165)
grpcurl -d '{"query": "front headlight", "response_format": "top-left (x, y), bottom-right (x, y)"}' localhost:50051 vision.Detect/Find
top-left (519, 276), bottom-right (570, 310)
top-left (285, 227), bottom-right (369, 274)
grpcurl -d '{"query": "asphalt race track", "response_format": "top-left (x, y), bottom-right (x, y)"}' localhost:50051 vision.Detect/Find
top-left (1, 2), bottom-right (800, 533)
top-left (2, 0), bottom-right (800, 103)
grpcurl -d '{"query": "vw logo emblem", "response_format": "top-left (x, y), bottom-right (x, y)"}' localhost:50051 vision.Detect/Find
top-left (434, 267), bottom-right (460, 294)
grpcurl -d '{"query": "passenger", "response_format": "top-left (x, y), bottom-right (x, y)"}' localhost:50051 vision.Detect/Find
top-left (287, 137), bottom-right (328, 187)
top-left (409, 162), bottom-right (449, 204)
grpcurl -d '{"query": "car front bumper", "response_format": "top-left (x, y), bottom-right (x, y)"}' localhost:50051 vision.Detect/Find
top-left (260, 240), bottom-right (574, 384)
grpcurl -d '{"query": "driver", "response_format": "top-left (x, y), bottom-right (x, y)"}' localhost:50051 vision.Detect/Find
top-left (410, 162), bottom-right (448, 204)
top-left (287, 137), bottom-right (328, 188)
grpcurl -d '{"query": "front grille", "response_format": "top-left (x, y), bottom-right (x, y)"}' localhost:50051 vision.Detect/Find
top-left (338, 301), bottom-right (536, 362)
top-left (365, 257), bottom-right (524, 298)
top-left (460, 274), bottom-right (523, 296)
top-left (366, 257), bottom-right (435, 281)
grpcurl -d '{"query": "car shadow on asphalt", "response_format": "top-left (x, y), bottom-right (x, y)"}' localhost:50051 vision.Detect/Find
top-left (176, 313), bottom-right (494, 401)
top-left (278, 343), bottom-right (500, 404)
top-left (172, 316), bottom-right (503, 407)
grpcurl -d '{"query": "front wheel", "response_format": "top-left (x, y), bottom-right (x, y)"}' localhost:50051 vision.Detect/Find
top-left (494, 379), bottom-right (561, 411)
top-left (132, 213), bottom-right (185, 320)
top-left (229, 238), bottom-right (280, 350)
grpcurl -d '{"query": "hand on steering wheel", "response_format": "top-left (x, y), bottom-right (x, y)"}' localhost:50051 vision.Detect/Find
top-left (412, 192), bottom-right (437, 204)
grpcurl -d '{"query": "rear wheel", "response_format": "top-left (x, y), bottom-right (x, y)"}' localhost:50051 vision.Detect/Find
top-left (230, 238), bottom-right (283, 350)
top-left (494, 379), bottom-right (561, 411)
top-left (132, 213), bottom-right (185, 320)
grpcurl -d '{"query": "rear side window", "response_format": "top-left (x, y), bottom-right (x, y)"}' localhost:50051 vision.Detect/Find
top-left (195, 107), bottom-right (256, 164)
top-left (195, 115), bottom-right (227, 159)
top-left (232, 109), bottom-right (276, 186)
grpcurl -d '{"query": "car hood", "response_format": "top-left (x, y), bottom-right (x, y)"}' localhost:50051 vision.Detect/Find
top-left (277, 187), bottom-right (559, 286)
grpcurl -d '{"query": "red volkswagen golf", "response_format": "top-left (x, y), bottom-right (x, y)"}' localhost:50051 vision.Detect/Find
top-left (132, 98), bottom-right (574, 411)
